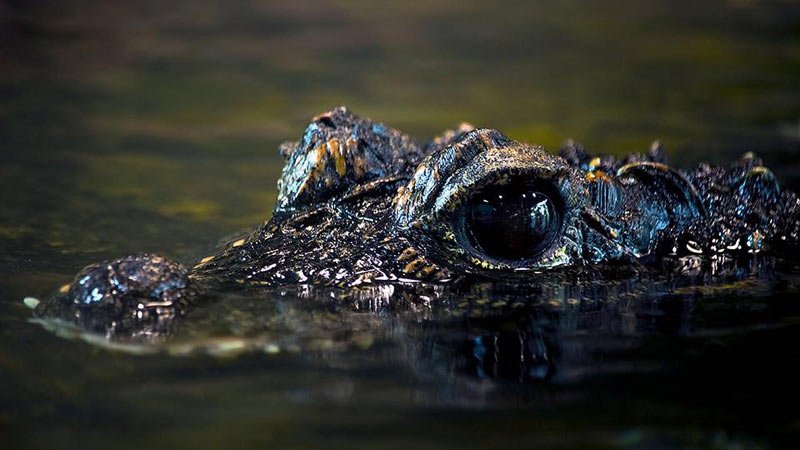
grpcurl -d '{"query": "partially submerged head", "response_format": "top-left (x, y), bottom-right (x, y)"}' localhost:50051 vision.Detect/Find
top-left (31, 107), bottom-right (800, 340)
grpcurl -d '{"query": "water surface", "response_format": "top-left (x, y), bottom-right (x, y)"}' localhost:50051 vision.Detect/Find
top-left (2, 1), bottom-right (800, 448)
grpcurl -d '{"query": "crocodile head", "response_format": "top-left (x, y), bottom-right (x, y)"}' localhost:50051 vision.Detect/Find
top-left (33, 107), bottom-right (800, 337)
top-left (195, 107), bottom-right (799, 285)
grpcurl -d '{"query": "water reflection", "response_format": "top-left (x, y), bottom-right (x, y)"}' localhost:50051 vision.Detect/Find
top-left (32, 258), bottom-right (800, 394)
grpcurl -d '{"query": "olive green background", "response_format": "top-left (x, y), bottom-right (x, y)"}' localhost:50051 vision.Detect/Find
top-left (1, 1), bottom-right (799, 449)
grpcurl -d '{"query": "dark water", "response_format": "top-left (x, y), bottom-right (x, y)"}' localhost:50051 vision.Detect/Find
top-left (2, 1), bottom-right (800, 448)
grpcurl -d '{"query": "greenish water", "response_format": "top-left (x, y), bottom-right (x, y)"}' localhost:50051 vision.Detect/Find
top-left (2, 0), bottom-right (800, 448)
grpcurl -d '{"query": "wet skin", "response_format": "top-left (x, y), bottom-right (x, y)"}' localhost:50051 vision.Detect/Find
top-left (35, 107), bottom-right (800, 336)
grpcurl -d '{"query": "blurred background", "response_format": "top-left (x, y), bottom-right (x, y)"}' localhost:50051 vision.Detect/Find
top-left (1, 1), bottom-right (800, 449)
top-left (2, 0), bottom-right (799, 267)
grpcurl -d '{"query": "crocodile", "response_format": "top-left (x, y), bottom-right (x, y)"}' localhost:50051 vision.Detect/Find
top-left (34, 107), bottom-right (800, 336)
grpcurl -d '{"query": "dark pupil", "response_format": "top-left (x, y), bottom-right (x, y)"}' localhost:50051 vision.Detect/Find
top-left (465, 184), bottom-right (560, 261)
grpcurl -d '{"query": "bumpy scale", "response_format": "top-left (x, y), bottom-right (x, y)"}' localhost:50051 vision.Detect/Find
top-left (36, 107), bottom-right (800, 333)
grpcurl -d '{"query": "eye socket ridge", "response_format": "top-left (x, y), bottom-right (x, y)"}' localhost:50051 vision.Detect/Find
top-left (456, 179), bottom-right (564, 265)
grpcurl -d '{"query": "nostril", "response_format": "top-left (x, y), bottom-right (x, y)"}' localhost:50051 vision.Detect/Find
top-left (34, 254), bottom-right (190, 336)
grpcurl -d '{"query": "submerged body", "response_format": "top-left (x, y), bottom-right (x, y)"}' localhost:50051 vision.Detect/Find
top-left (36, 107), bottom-right (800, 334)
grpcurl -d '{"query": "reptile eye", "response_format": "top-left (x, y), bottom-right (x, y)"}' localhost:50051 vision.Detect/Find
top-left (463, 182), bottom-right (562, 261)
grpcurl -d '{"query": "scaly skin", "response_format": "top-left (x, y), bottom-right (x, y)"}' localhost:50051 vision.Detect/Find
top-left (35, 107), bottom-right (800, 334)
